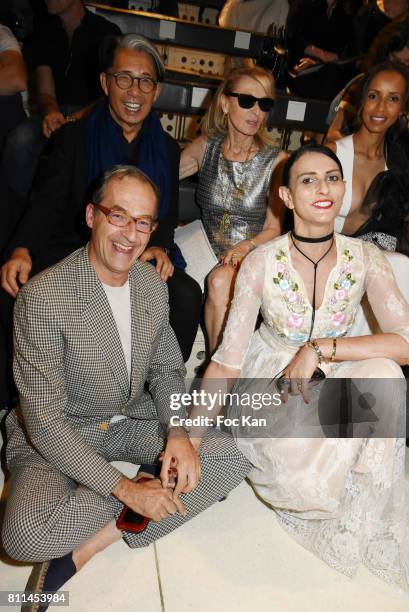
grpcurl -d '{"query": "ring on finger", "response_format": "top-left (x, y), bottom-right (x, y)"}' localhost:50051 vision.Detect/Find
top-left (277, 376), bottom-right (290, 392)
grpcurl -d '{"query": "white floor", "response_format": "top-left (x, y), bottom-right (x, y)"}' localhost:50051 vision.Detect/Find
top-left (1, 455), bottom-right (408, 612)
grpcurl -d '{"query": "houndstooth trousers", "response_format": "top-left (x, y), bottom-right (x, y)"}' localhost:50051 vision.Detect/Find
top-left (2, 411), bottom-right (251, 562)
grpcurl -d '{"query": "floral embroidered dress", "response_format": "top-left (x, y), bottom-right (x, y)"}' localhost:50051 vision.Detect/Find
top-left (212, 232), bottom-right (409, 592)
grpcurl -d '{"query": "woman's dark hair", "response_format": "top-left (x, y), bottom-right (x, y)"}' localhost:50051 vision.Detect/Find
top-left (356, 61), bottom-right (409, 214)
top-left (362, 13), bottom-right (409, 72)
top-left (355, 61), bottom-right (409, 255)
top-left (282, 143), bottom-right (344, 188)
top-left (363, 127), bottom-right (409, 254)
top-left (357, 59), bottom-right (409, 115)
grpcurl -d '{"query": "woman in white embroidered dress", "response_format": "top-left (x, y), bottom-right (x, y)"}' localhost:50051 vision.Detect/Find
top-left (190, 143), bottom-right (409, 592)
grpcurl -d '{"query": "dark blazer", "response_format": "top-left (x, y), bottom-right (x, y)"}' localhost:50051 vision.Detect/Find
top-left (11, 246), bottom-right (186, 497)
top-left (9, 117), bottom-right (180, 273)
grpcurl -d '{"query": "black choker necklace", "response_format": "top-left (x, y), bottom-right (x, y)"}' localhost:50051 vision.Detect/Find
top-left (290, 232), bottom-right (334, 341)
top-left (292, 231), bottom-right (334, 244)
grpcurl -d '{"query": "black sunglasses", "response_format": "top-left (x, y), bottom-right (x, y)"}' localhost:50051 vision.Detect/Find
top-left (226, 92), bottom-right (274, 112)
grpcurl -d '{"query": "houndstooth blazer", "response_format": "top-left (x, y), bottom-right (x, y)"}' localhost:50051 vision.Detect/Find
top-left (12, 246), bottom-right (187, 497)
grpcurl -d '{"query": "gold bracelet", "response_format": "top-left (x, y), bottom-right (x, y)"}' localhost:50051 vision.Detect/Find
top-left (306, 340), bottom-right (324, 365)
top-left (330, 338), bottom-right (337, 362)
top-left (248, 239), bottom-right (257, 251)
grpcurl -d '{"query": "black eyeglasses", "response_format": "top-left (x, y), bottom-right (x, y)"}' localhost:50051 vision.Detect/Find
top-left (105, 72), bottom-right (158, 93)
top-left (226, 92), bottom-right (274, 113)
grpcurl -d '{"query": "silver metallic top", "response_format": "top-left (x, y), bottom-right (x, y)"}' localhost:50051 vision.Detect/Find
top-left (196, 137), bottom-right (279, 257)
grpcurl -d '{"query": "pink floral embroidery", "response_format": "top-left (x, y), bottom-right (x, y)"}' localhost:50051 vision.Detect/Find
top-left (288, 313), bottom-right (304, 328)
top-left (272, 246), bottom-right (310, 340)
top-left (327, 249), bottom-right (356, 327)
top-left (335, 288), bottom-right (347, 301)
top-left (273, 250), bottom-right (306, 314)
top-left (331, 312), bottom-right (346, 326)
top-left (286, 290), bottom-right (298, 303)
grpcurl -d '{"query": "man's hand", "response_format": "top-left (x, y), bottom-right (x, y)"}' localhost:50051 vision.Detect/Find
top-left (113, 476), bottom-right (187, 522)
top-left (42, 110), bottom-right (66, 138)
top-left (1, 247), bottom-right (32, 297)
top-left (139, 246), bottom-right (174, 281)
top-left (303, 45), bottom-right (339, 64)
top-left (161, 428), bottom-right (201, 496)
top-left (292, 57), bottom-right (319, 74)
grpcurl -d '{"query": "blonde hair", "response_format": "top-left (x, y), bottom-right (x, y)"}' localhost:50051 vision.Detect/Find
top-left (201, 66), bottom-right (275, 148)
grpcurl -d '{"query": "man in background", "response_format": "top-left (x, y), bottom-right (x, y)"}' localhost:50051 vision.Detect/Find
top-left (1, 0), bottom-right (120, 197)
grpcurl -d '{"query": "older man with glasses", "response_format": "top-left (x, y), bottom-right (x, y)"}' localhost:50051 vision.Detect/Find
top-left (2, 165), bottom-right (250, 606)
top-left (0, 34), bottom-right (202, 414)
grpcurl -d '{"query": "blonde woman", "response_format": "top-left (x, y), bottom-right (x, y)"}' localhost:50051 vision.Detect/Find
top-left (180, 66), bottom-right (286, 352)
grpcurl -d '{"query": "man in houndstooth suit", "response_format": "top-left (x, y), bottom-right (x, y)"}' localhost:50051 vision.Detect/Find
top-left (2, 166), bottom-right (250, 605)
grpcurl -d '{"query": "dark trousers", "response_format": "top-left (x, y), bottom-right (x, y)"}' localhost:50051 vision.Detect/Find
top-left (0, 105), bottom-right (82, 198)
top-left (0, 115), bottom-right (45, 198)
top-left (167, 268), bottom-right (202, 362)
top-left (0, 181), bottom-right (30, 260)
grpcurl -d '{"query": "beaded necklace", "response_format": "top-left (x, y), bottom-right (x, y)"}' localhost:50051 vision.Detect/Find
top-left (218, 143), bottom-right (254, 238)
